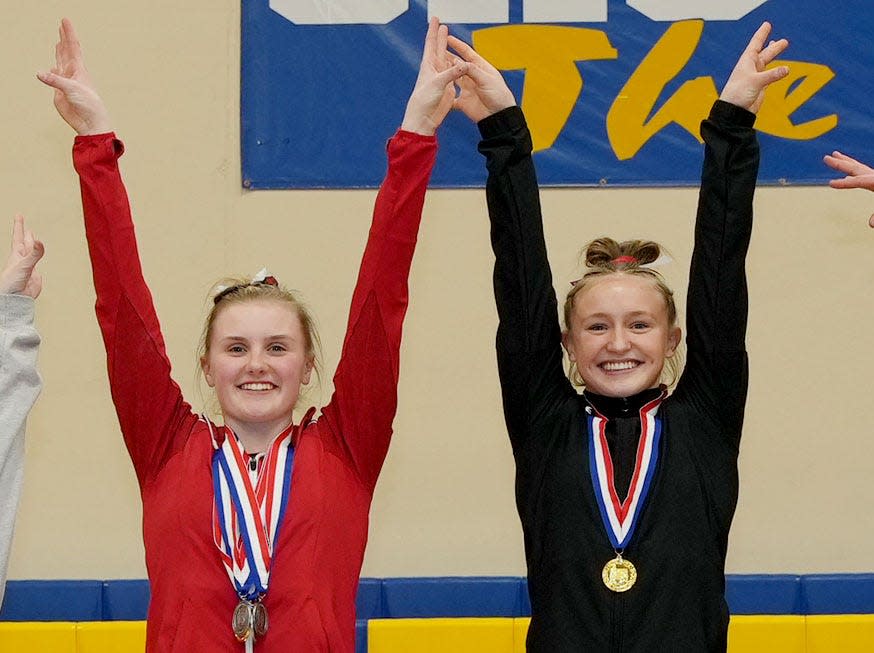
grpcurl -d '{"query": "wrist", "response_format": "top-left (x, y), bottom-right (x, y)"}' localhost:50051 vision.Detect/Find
top-left (400, 113), bottom-right (437, 136)
top-left (0, 270), bottom-right (16, 295)
top-left (79, 116), bottom-right (113, 136)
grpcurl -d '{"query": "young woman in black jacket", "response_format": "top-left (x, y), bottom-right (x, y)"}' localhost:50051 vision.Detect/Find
top-left (449, 22), bottom-right (789, 652)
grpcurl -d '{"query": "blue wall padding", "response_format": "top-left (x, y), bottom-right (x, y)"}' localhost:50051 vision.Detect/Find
top-left (356, 578), bottom-right (385, 619)
top-left (381, 577), bottom-right (526, 618)
top-left (6, 575), bottom-right (874, 622)
top-left (725, 575), bottom-right (803, 615)
top-left (355, 619), bottom-right (367, 653)
top-left (0, 581), bottom-right (103, 621)
top-left (518, 579), bottom-right (531, 616)
top-left (102, 580), bottom-right (151, 620)
top-left (802, 574), bottom-right (874, 614)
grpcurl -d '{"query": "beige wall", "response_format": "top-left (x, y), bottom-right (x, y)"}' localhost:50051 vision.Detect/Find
top-left (3, 2), bottom-right (873, 581)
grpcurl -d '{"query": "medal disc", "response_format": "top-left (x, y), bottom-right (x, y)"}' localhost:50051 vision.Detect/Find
top-left (232, 600), bottom-right (253, 642)
top-left (253, 601), bottom-right (269, 638)
top-left (602, 555), bottom-right (637, 592)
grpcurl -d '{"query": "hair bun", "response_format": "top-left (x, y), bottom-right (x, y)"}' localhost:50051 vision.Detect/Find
top-left (584, 237), bottom-right (661, 269)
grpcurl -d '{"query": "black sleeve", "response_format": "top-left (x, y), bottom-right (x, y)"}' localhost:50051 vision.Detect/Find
top-left (478, 107), bottom-right (573, 453)
top-left (672, 100), bottom-right (758, 450)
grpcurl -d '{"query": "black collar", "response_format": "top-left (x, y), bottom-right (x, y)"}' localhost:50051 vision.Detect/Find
top-left (583, 386), bottom-right (664, 418)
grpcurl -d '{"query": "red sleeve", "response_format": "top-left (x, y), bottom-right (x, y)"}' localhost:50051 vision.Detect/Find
top-left (319, 129), bottom-right (436, 491)
top-left (73, 134), bottom-right (200, 487)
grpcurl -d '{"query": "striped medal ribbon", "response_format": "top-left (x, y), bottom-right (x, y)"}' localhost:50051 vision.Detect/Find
top-left (208, 408), bottom-right (313, 650)
top-left (587, 390), bottom-right (666, 592)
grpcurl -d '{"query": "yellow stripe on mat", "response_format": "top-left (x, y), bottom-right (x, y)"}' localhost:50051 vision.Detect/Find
top-left (369, 617), bottom-right (514, 653)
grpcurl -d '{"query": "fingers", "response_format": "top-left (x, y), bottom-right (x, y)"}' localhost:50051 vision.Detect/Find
top-left (744, 21), bottom-right (772, 56)
top-left (828, 177), bottom-right (861, 189)
top-left (60, 18), bottom-right (82, 58)
top-left (436, 22), bottom-right (448, 64)
top-left (823, 154), bottom-right (855, 175)
top-left (33, 238), bottom-right (45, 260)
top-left (61, 17), bottom-right (78, 43)
top-left (56, 18), bottom-right (84, 72)
top-left (760, 38), bottom-right (789, 66)
top-left (824, 152), bottom-right (873, 176)
top-left (447, 35), bottom-right (487, 67)
top-left (433, 59), bottom-right (468, 87)
top-left (829, 151), bottom-right (867, 168)
top-left (760, 64), bottom-right (789, 86)
top-left (423, 16), bottom-right (438, 62)
top-left (869, 214), bottom-right (874, 229)
top-left (420, 19), bottom-right (450, 74)
top-left (829, 151), bottom-right (855, 162)
top-left (25, 233), bottom-right (46, 265)
top-left (828, 175), bottom-right (874, 190)
top-left (463, 61), bottom-right (495, 86)
top-left (9, 216), bottom-right (43, 261)
top-left (11, 214), bottom-right (24, 250)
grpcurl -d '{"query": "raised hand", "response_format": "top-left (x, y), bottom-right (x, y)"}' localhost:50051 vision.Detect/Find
top-left (0, 216), bottom-right (45, 298)
top-left (824, 151), bottom-right (874, 191)
top-left (720, 21), bottom-right (789, 115)
top-left (447, 35), bottom-right (516, 123)
top-left (823, 151), bottom-right (874, 228)
top-left (37, 18), bottom-right (112, 135)
top-left (400, 18), bottom-right (469, 136)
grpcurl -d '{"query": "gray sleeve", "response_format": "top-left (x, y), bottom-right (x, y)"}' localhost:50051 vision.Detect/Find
top-left (0, 294), bottom-right (41, 608)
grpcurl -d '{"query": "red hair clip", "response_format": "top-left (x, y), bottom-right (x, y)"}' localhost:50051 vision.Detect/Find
top-left (612, 255), bottom-right (637, 265)
top-left (251, 268), bottom-right (279, 287)
top-left (213, 268), bottom-right (280, 304)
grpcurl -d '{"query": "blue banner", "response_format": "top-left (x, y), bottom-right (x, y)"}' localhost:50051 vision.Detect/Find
top-left (241, 0), bottom-right (870, 188)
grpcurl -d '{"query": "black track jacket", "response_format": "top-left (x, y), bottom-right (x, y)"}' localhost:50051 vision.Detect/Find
top-left (478, 100), bottom-right (756, 652)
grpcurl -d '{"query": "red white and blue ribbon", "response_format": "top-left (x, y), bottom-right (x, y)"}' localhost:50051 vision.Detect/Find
top-left (209, 420), bottom-right (298, 602)
top-left (587, 391), bottom-right (666, 551)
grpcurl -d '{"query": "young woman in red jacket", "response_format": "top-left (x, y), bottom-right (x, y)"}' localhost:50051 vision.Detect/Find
top-left (39, 17), bottom-right (466, 652)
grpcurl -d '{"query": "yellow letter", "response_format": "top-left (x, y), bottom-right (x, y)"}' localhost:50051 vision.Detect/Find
top-left (473, 25), bottom-right (618, 152)
top-left (607, 20), bottom-right (717, 161)
top-left (756, 61), bottom-right (838, 139)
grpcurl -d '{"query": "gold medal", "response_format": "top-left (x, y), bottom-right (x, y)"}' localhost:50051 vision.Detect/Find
top-left (602, 553), bottom-right (637, 592)
top-left (232, 600), bottom-right (253, 642)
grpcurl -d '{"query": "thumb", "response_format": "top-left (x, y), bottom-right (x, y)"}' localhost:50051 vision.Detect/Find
top-left (26, 240), bottom-right (46, 266)
top-left (464, 63), bottom-right (493, 86)
top-left (434, 60), bottom-right (468, 86)
top-left (36, 71), bottom-right (78, 94)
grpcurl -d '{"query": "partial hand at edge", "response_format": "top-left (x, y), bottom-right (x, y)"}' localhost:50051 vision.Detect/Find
top-left (0, 215), bottom-right (45, 298)
top-left (824, 151), bottom-right (874, 227)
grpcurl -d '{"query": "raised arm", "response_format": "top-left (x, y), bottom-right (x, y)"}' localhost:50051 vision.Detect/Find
top-left (38, 19), bottom-right (198, 485)
top-left (0, 216), bottom-right (44, 606)
top-left (449, 35), bottom-right (572, 453)
top-left (823, 152), bottom-right (874, 227)
top-left (320, 19), bottom-right (466, 490)
top-left (675, 22), bottom-right (789, 443)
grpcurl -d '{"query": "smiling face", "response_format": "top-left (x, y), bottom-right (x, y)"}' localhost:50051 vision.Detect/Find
top-left (562, 273), bottom-right (681, 398)
top-left (200, 299), bottom-right (313, 446)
